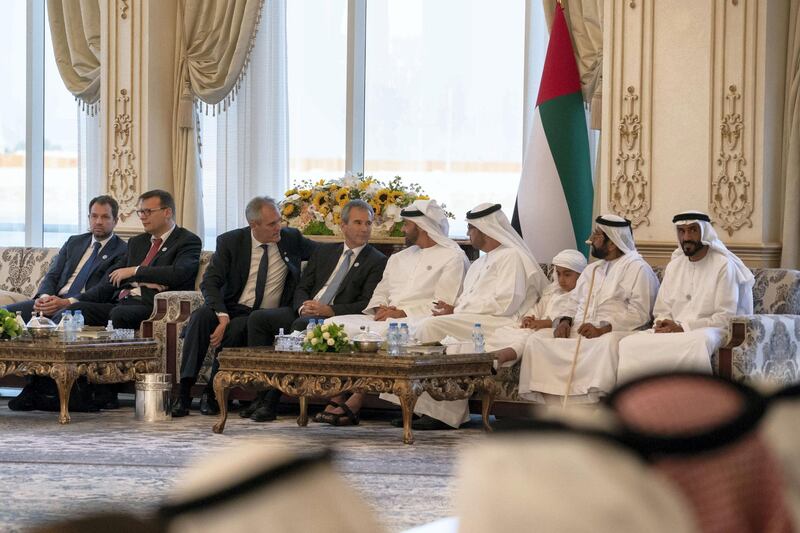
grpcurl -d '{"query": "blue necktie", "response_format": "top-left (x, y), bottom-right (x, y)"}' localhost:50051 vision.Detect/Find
top-left (66, 242), bottom-right (102, 298)
top-left (318, 249), bottom-right (354, 305)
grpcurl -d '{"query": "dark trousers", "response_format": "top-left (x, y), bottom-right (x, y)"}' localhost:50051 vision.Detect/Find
top-left (180, 303), bottom-right (251, 382)
top-left (69, 297), bottom-right (152, 329)
top-left (247, 307), bottom-right (313, 347)
top-left (4, 300), bottom-right (36, 323)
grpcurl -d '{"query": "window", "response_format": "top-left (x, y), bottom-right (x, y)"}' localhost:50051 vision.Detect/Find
top-left (287, 0), bottom-right (348, 182)
top-left (0, 3), bottom-right (87, 248)
top-left (364, 0), bottom-right (525, 237)
top-left (0, 2), bottom-right (27, 246)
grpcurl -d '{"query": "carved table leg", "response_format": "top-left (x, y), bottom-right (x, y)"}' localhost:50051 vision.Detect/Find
top-left (297, 396), bottom-right (309, 427)
top-left (51, 364), bottom-right (78, 425)
top-left (480, 377), bottom-right (496, 433)
top-left (212, 371), bottom-right (233, 434)
top-left (393, 379), bottom-right (420, 445)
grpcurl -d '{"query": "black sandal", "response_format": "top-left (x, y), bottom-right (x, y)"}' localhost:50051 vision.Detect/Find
top-left (313, 400), bottom-right (344, 424)
top-left (329, 403), bottom-right (360, 426)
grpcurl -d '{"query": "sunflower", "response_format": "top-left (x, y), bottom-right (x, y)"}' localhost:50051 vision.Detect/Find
top-left (282, 203), bottom-right (296, 217)
top-left (369, 199), bottom-right (382, 216)
top-left (312, 192), bottom-right (331, 214)
top-left (374, 188), bottom-right (392, 205)
top-left (358, 178), bottom-right (373, 191)
top-left (298, 189), bottom-right (312, 200)
top-left (332, 211), bottom-right (342, 225)
top-left (389, 190), bottom-right (404, 204)
top-left (415, 194), bottom-right (430, 201)
top-left (284, 188), bottom-right (297, 197)
top-left (335, 188), bottom-right (351, 206)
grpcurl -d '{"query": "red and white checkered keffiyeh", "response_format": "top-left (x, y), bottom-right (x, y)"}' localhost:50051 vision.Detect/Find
top-left (610, 374), bottom-right (793, 533)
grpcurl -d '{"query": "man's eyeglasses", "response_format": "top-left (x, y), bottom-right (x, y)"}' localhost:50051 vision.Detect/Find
top-left (135, 207), bottom-right (167, 217)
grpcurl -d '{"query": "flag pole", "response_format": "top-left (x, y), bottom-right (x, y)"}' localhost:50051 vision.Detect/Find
top-left (562, 266), bottom-right (596, 409)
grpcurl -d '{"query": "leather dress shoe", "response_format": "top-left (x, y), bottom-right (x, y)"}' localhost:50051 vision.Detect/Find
top-left (200, 392), bottom-right (220, 416)
top-left (171, 398), bottom-right (191, 418)
top-left (239, 398), bottom-right (262, 419)
top-left (8, 385), bottom-right (38, 411)
top-left (250, 390), bottom-right (281, 422)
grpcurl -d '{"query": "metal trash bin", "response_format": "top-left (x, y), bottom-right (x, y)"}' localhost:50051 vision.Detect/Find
top-left (135, 373), bottom-right (172, 422)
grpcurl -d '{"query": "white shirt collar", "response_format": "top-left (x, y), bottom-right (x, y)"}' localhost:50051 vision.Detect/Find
top-left (91, 233), bottom-right (114, 248)
top-left (251, 231), bottom-right (276, 250)
top-left (344, 243), bottom-right (366, 258)
top-left (152, 224), bottom-right (176, 244)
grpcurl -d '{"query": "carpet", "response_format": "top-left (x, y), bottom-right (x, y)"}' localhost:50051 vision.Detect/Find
top-left (0, 398), bottom-right (487, 532)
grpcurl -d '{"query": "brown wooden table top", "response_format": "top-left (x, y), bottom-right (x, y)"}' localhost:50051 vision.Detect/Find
top-left (0, 337), bottom-right (158, 363)
top-left (217, 347), bottom-right (494, 380)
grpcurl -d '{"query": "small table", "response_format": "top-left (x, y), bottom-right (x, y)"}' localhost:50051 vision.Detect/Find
top-left (0, 335), bottom-right (159, 424)
top-left (212, 348), bottom-right (497, 444)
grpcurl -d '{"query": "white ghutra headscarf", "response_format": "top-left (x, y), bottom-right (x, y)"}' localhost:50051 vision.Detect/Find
top-left (672, 210), bottom-right (755, 314)
top-left (466, 203), bottom-right (549, 297)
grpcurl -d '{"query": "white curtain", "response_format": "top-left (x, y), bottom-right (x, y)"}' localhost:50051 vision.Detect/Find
top-left (201, 0), bottom-right (289, 247)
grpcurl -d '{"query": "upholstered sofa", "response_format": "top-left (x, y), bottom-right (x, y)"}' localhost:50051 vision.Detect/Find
top-left (493, 265), bottom-right (800, 402)
top-left (2, 246), bottom-right (799, 405)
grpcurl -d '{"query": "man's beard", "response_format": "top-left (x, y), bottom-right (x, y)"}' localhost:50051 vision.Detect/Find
top-left (681, 240), bottom-right (704, 257)
top-left (404, 229), bottom-right (418, 247)
top-left (590, 244), bottom-right (608, 259)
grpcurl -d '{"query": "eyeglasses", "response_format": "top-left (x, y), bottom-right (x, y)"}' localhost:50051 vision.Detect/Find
top-left (135, 207), bottom-right (167, 217)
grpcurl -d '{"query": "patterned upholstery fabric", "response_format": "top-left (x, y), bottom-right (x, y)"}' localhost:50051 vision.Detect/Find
top-left (0, 247), bottom-right (60, 297)
top-left (717, 315), bottom-right (800, 386)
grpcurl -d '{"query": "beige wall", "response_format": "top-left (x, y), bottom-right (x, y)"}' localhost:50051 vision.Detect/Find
top-left (101, 0), bottom-right (177, 238)
top-left (601, 0), bottom-right (790, 266)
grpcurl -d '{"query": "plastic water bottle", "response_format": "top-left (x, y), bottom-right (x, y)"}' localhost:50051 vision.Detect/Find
top-left (15, 311), bottom-right (25, 330)
top-left (304, 319), bottom-right (316, 351)
top-left (387, 323), bottom-right (400, 356)
top-left (73, 310), bottom-right (84, 332)
top-left (276, 327), bottom-right (286, 351)
top-left (105, 320), bottom-right (115, 332)
top-left (399, 323), bottom-right (410, 353)
top-left (62, 311), bottom-right (75, 342)
top-left (472, 323), bottom-right (485, 353)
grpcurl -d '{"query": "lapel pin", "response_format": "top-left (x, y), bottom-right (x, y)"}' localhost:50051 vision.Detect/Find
top-left (102, 255), bottom-right (108, 260)
top-left (162, 247), bottom-right (168, 252)
top-left (284, 257), bottom-right (289, 262)
top-left (354, 262), bottom-right (360, 267)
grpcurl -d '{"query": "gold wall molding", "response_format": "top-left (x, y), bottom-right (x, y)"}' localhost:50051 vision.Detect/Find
top-left (711, 83), bottom-right (754, 236)
top-left (635, 240), bottom-right (781, 268)
top-left (120, 0), bottom-right (129, 20)
top-left (108, 89), bottom-right (139, 221)
top-left (611, 85), bottom-right (651, 227)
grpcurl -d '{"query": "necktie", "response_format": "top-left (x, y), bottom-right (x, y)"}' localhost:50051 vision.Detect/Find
top-left (318, 249), bottom-right (354, 305)
top-left (119, 238), bottom-right (163, 300)
top-left (252, 244), bottom-right (270, 310)
top-left (65, 242), bottom-right (102, 298)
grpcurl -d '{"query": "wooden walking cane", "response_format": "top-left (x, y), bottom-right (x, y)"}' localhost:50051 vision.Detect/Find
top-left (562, 266), bottom-right (598, 409)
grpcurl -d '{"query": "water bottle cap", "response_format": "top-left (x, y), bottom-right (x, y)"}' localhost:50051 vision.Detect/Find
top-left (474, 323), bottom-right (481, 327)
top-left (400, 323), bottom-right (408, 327)
top-left (388, 322), bottom-right (398, 328)
top-left (279, 328), bottom-right (284, 335)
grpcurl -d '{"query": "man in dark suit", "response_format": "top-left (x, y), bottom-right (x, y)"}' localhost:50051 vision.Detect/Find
top-left (72, 189), bottom-right (202, 330)
top-left (171, 196), bottom-right (316, 417)
top-left (244, 199), bottom-right (387, 421)
top-left (5, 195), bottom-right (127, 411)
top-left (4, 195), bottom-right (127, 323)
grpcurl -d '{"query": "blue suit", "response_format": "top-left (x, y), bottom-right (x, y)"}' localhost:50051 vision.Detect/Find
top-left (4, 233), bottom-right (127, 322)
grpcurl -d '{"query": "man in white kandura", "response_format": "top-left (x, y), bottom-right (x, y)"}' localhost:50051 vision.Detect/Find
top-left (326, 199), bottom-right (469, 339)
top-left (616, 210), bottom-right (754, 383)
top-left (489, 249), bottom-right (586, 369)
top-left (518, 214), bottom-right (660, 403)
top-left (384, 203), bottom-right (549, 430)
top-left (313, 200), bottom-right (469, 426)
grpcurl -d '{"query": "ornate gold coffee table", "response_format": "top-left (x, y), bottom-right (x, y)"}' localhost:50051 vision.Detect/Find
top-left (212, 348), bottom-right (497, 444)
top-left (0, 336), bottom-right (159, 424)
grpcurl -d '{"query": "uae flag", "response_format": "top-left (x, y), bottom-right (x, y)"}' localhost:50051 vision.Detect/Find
top-left (513, 3), bottom-right (593, 259)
